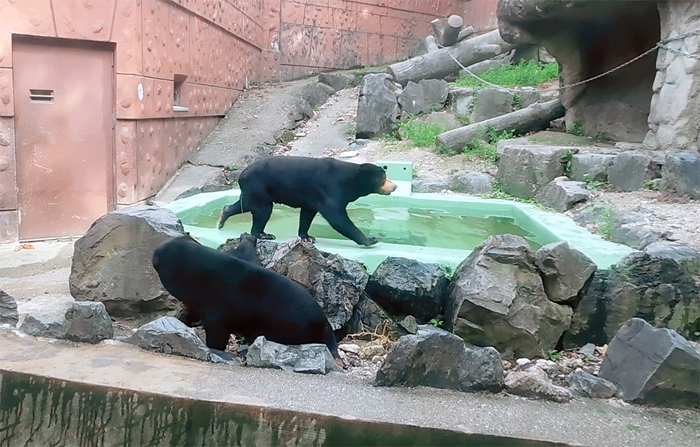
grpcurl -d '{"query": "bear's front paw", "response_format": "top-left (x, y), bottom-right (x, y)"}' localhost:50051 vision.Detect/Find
top-left (363, 237), bottom-right (379, 246)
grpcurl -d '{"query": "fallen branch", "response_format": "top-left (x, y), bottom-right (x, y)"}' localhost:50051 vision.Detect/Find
top-left (388, 29), bottom-right (517, 86)
top-left (457, 26), bottom-right (475, 42)
top-left (436, 99), bottom-right (565, 153)
top-left (425, 35), bottom-right (439, 53)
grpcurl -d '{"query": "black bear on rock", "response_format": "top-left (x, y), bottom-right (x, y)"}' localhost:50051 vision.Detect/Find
top-left (152, 235), bottom-right (341, 365)
top-left (217, 156), bottom-right (397, 246)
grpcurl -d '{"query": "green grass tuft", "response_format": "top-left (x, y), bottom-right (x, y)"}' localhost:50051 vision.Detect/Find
top-left (452, 61), bottom-right (559, 89)
top-left (398, 119), bottom-right (448, 147)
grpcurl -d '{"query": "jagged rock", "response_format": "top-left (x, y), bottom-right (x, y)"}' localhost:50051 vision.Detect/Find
top-left (366, 257), bottom-right (449, 321)
top-left (267, 239), bottom-right (368, 330)
top-left (599, 318), bottom-right (700, 407)
top-left (376, 325), bottom-right (503, 392)
top-left (572, 202), bottom-right (615, 225)
top-left (505, 365), bottom-right (573, 403)
top-left (496, 145), bottom-right (574, 199)
top-left (519, 87), bottom-right (541, 108)
top-left (0, 289), bottom-right (19, 326)
top-left (246, 336), bottom-right (340, 375)
top-left (398, 315), bottom-right (418, 334)
top-left (448, 87), bottom-right (476, 120)
top-left (218, 236), bottom-right (280, 266)
top-left (449, 171), bottom-right (495, 194)
top-left (444, 235), bottom-right (573, 359)
top-left (318, 73), bottom-right (353, 92)
top-left (420, 111), bottom-right (463, 131)
top-left (578, 343), bottom-right (596, 357)
top-left (419, 79), bottom-right (449, 111)
top-left (660, 153), bottom-right (700, 199)
top-left (535, 176), bottom-right (590, 212)
top-left (19, 310), bottom-right (70, 339)
top-left (610, 223), bottom-right (670, 250)
top-left (125, 317), bottom-right (234, 364)
top-left (535, 241), bottom-right (597, 304)
top-left (398, 81), bottom-right (426, 115)
top-left (608, 152), bottom-right (662, 192)
top-left (412, 179), bottom-right (449, 193)
top-left (470, 88), bottom-right (515, 123)
top-left (70, 205), bottom-right (186, 318)
top-left (568, 371), bottom-right (617, 399)
top-left (351, 293), bottom-right (393, 332)
top-left (356, 73), bottom-right (401, 139)
top-left (300, 82), bottom-right (333, 108)
top-left (563, 242), bottom-right (700, 347)
top-left (570, 153), bottom-right (617, 182)
top-left (64, 302), bottom-right (114, 344)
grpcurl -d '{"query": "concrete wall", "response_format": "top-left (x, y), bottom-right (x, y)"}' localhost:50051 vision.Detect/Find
top-left (258, 0), bottom-right (473, 81)
top-left (463, 0), bottom-right (499, 33)
top-left (0, 0), bottom-right (263, 242)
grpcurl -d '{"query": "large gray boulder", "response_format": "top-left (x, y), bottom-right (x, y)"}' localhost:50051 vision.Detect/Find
top-left (376, 325), bottom-right (504, 392)
top-left (608, 152), bottom-right (661, 191)
top-left (610, 223), bottom-right (670, 250)
top-left (569, 153), bottom-right (617, 182)
top-left (568, 371), bottom-right (617, 399)
top-left (366, 257), bottom-right (449, 321)
top-left (267, 239), bottom-right (368, 330)
top-left (444, 235), bottom-right (573, 358)
top-left (398, 81), bottom-right (426, 115)
top-left (64, 302), bottom-right (114, 344)
top-left (125, 317), bottom-right (236, 365)
top-left (0, 289), bottom-right (18, 326)
top-left (412, 179), bottom-right (449, 193)
top-left (470, 88), bottom-right (515, 123)
top-left (448, 87), bottom-right (476, 120)
top-left (246, 336), bottom-right (340, 375)
top-left (535, 241), bottom-right (597, 304)
top-left (563, 242), bottom-right (700, 347)
top-left (599, 318), bottom-right (700, 407)
top-left (535, 176), bottom-right (590, 212)
top-left (660, 153), bottom-right (700, 199)
top-left (70, 206), bottom-right (186, 318)
top-left (496, 145), bottom-right (574, 199)
top-left (19, 303), bottom-right (72, 339)
top-left (218, 235), bottom-right (279, 266)
top-left (318, 73), bottom-right (353, 92)
top-left (449, 171), bottom-right (495, 194)
top-left (356, 73), bottom-right (401, 138)
top-left (349, 293), bottom-right (393, 333)
top-left (504, 365), bottom-right (573, 403)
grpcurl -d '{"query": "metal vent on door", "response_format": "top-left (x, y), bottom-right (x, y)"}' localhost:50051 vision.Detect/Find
top-left (29, 89), bottom-right (54, 102)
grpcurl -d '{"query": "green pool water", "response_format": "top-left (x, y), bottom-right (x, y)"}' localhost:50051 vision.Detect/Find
top-left (185, 202), bottom-right (546, 252)
top-left (166, 178), bottom-right (633, 273)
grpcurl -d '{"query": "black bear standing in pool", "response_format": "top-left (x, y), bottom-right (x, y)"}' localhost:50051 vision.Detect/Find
top-left (152, 235), bottom-right (342, 366)
top-left (216, 156), bottom-right (397, 246)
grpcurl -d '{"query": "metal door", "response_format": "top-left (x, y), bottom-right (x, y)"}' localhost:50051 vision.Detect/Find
top-left (13, 37), bottom-right (114, 240)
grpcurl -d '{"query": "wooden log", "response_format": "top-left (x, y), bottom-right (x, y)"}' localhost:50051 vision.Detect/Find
top-left (431, 15), bottom-right (463, 47)
top-left (388, 30), bottom-right (517, 86)
top-left (457, 26), bottom-right (475, 42)
top-left (425, 35), bottom-right (439, 53)
top-left (436, 99), bottom-right (565, 153)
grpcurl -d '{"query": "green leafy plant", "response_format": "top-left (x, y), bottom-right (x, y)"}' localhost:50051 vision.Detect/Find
top-left (461, 124), bottom-right (513, 164)
top-left (561, 149), bottom-right (575, 176)
top-left (225, 163), bottom-right (237, 171)
top-left (598, 207), bottom-right (616, 240)
top-left (582, 174), bottom-right (606, 193)
top-left (451, 61), bottom-right (559, 89)
top-left (643, 179), bottom-right (660, 191)
top-left (398, 119), bottom-right (448, 147)
top-left (429, 319), bottom-right (444, 328)
top-left (440, 264), bottom-right (454, 279)
top-left (627, 424), bottom-right (641, 432)
top-left (346, 124), bottom-right (356, 136)
top-left (583, 353), bottom-right (594, 363)
top-left (568, 120), bottom-right (585, 137)
top-left (547, 350), bottom-right (563, 361)
top-left (512, 92), bottom-right (524, 110)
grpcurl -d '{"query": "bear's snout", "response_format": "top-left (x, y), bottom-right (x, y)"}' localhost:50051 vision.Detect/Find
top-left (380, 179), bottom-right (397, 195)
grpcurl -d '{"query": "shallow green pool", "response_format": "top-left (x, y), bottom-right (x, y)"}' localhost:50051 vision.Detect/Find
top-left (166, 182), bottom-right (633, 273)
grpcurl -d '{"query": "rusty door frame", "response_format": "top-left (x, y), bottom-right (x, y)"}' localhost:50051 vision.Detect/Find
top-left (12, 35), bottom-right (117, 241)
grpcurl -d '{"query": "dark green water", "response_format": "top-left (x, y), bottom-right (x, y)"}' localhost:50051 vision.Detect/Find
top-left (185, 203), bottom-right (544, 250)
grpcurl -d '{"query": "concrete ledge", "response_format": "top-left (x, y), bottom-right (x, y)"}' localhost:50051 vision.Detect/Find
top-left (1, 329), bottom-right (698, 446)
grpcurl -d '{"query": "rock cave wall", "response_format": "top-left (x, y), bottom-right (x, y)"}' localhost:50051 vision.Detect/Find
top-left (498, 0), bottom-right (662, 144)
top-left (643, 1), bottom-right (700, 153)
